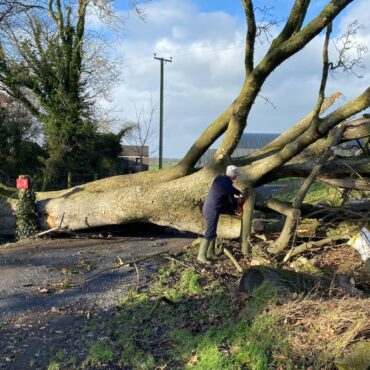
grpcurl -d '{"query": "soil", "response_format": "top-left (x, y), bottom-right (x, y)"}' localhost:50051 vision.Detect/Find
top-left (0, 226), bottom-right (195, 370)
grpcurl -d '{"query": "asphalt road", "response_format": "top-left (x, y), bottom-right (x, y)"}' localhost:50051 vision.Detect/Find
top-left (0, 228), bottom-right (195, 369)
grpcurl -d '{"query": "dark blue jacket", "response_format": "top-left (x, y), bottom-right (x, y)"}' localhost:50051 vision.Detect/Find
top-left (203, 175), bottom-right (240, 214)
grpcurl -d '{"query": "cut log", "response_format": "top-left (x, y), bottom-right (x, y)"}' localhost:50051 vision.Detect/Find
top-left (264, 198), bottom-right (301, 220)
top-left (239, 266), bottom-right (329, 295)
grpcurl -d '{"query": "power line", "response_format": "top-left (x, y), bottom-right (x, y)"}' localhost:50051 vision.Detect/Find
top-left (123, 38), bottom-right (243, 63)
top-left (123, 40), bottom-right (244, 69)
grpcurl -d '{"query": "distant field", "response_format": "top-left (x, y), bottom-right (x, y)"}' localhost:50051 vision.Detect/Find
top-left (149, 158), bottom-right (180, 170)
top-left (272, 178), bottom-right (366, 205)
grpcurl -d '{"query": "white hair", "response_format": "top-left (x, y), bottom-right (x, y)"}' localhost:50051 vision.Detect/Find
top-left (226, 165), bottom-right (239, 178)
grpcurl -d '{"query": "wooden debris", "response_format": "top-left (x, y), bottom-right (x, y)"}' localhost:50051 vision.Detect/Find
top-left (223, 248), bottom-right (243, 273)
top-left (284, 235), bottom-right (349, 262)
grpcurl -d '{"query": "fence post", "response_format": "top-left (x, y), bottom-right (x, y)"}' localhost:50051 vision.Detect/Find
top-left (67, 172), bottom-right (72, 188)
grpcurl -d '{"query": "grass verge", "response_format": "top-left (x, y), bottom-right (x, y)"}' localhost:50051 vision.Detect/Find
top-left (48, 250), bottom-right (369, 370)
top-left (73, 254), bottom-right (301, 370)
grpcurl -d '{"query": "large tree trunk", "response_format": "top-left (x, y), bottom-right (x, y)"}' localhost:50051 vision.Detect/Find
top-left (2, 0), bottom-right (370, 245)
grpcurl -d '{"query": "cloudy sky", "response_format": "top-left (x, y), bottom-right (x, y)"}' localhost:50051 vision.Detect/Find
top-left (96, 0), bottom-right (370, 159)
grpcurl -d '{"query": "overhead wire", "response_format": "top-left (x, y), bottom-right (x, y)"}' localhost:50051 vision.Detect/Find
top-left (122, 39), bottom-right (245, 69)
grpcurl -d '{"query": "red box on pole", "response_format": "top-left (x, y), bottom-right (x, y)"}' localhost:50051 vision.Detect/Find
top-left (16, 177), bottom-right (30, 190)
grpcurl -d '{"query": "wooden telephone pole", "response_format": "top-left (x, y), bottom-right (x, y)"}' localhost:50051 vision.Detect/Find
top-left (154, 54), bottom-right (172, 169)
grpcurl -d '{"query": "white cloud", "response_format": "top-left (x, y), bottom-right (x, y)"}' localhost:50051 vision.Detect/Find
top-left (104, 0), bottom-right (370, 159)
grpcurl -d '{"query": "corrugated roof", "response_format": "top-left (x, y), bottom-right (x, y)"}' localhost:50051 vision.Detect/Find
top-left (236, 133), bottom-right (280, 149)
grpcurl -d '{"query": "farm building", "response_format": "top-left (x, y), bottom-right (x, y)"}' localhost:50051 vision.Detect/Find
top-left (118, 145), bottom-right (149, 173)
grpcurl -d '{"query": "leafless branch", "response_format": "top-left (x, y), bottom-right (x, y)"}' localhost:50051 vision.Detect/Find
top-left (257, 94), bottom-right (276, 109)
top-left (125, 96), bottom-right (159, 159)
top-left (330, 20), bottom-right (368, 78)
top-left (254, 6), bottom-right (283, 44)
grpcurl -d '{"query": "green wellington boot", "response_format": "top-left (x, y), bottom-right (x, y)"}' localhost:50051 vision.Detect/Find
top-left (197, 239), bottom-right (211, 265)
top-left (206, 239), bottom-right (218, 261)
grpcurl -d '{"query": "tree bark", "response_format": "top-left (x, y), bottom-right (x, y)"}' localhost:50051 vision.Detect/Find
top-left (241, 188), bottom-right (255, 256)
top-left (318, 176), bottom-right (370, 190)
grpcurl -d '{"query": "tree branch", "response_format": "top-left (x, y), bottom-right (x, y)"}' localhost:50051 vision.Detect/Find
top-left (243, 0), bottom-right (256, 76)
top-left (269, 122), bottom-right (345, 255)
top-left (269, 0), bottom-right (310, 49)
top-left (283, 235), bottom-right (349, 262)
top-left (233, 92), bottom-right (343, 166)
top-left (259, 157), bottom-right (370, 184)
top-left (179, 0), bottom-right (353, 173)
top-left (318, 176), bottom-right (370, 190)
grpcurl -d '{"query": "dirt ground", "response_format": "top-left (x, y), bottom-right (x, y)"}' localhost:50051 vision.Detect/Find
top-left (0, 226), bottom-right (195, 370)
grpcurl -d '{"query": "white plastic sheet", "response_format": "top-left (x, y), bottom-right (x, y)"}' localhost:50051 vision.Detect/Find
top-left (348, 227), bottom-right (370, 262)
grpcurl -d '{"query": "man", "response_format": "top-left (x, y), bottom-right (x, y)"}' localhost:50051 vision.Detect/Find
top-left (198, 165), bottom-right (241, 264)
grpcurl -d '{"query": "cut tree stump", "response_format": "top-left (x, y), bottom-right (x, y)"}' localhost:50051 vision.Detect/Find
top-left (239, 266), bottom-right (329, 295)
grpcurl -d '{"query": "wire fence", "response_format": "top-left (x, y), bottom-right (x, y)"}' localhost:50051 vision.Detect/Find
top-left (6, 173), bottom-right (115, 192)
top-left (2, 162), bottom-right (179, 192)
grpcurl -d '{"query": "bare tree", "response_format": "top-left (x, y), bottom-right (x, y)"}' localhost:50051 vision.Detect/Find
top-left (125, 97), bottom-right (158, 171)
top-left (0, 0), bottom-right (44, 24)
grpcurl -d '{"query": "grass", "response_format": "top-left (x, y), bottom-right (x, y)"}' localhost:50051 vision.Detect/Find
top-left (47, 361), bottom-right (60, 370)
top-left (272, 179), bottom-right (367, 206)
top-left (273, 179), bottom-right (336, 204)
top-left (44, 247), bottom-right (369, 370)
top-left (149, 158), bottom-right (180, 171)
top-left (78, 257), bottom-right (295, 370)
top-left (88, 339), bottom-right (114, 364)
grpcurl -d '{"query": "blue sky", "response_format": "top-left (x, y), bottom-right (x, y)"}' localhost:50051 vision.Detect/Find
top-left (93, 0), bottom-right (370, 159)
top-left (193, 0), bottom-right (245, 15)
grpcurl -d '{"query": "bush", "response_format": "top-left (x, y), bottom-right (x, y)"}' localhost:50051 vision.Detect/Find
top-left (15, 186), bottom-right (38, 239)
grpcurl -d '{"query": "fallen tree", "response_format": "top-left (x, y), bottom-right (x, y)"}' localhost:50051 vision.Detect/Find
top-left (1, 0), bottom-right (370, 258)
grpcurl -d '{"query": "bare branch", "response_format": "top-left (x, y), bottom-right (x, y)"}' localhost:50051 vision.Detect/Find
top-left (331, 20), bottom-right (368, 78)
top-left (254, 6), bottom-right (283, 44)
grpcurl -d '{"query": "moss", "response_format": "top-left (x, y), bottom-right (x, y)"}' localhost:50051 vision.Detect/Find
top-left (335, 341), bottom-right (370, 370)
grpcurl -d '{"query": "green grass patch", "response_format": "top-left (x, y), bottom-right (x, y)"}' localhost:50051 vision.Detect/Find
top-left (47, 361), bottom-right (61, 370)
top-left (82, 259), bottom-right (295, 369)
top-left (88, 339), bottom-right (114, 365)
top-left (274, 179), bottom-right (344, 206)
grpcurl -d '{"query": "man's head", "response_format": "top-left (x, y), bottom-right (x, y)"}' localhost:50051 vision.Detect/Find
top-left (226, 165), bottom-right (240, 180)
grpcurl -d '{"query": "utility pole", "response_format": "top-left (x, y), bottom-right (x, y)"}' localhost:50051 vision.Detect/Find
top-left (154, 53), bottom-right (172, 169)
